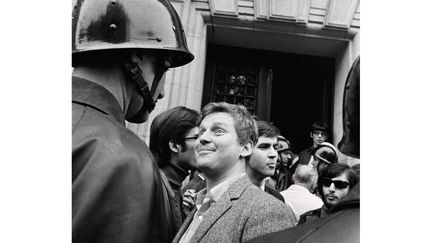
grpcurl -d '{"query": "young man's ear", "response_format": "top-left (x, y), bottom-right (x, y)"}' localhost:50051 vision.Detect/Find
top-left (240, 141), bottom-right (254, 158)
top-left (168, 140), bottom-right (180, 154)
top-left (310, 132), bottom-right (313, 138)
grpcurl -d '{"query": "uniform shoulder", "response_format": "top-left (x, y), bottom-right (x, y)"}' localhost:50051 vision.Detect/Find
top-left (73, 111), bottom-right (154, 170)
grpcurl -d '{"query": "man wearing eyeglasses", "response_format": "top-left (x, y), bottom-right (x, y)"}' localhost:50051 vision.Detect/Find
top-left (298, 121), bottom-right (329, 166)
top-left (149, 106), bottom-right (199, 241)
top-left (296, 163), bottom-right (358, 225)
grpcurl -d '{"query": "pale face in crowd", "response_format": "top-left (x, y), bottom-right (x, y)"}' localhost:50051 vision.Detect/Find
top-left (249, 136), bottom-right (279, 179)
top-left (311, 130), bottom-right (328, 147)
top-left (277, 140), bottom-right (292, 164)
top-left (177, 127), bottom-right (199, 171)
top-left (195, 112), bottom-right (251, 179)
top-left (322, 172), bottom-right (350, 207)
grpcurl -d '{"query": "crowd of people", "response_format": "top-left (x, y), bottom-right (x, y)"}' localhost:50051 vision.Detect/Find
top-left (72, 0), bottom-right (360, 242)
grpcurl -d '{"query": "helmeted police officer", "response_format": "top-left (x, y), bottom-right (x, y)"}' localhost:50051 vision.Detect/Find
top-left (72, 0), bottom-right (193, 242)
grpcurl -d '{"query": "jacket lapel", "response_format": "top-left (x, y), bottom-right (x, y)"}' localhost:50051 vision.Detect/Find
top-left (172, 207), bottom-right (197, 243)
top-left (190, 193), bottom-right (232, 242)
top-left (190, 175), bottom-right (252, 242)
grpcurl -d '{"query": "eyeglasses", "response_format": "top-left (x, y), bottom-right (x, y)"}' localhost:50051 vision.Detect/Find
top-left (313, 131), bottom-right (328, 137)
top-left (321, 177), bottom-right (350, 189)
top-left (184, 135), bottom-right (199, 141)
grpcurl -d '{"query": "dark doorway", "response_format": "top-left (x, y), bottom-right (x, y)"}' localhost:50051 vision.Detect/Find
top-left (202, 44), bottom-right (334, 153)
top-left (270, 55), bottom-right (334, 153)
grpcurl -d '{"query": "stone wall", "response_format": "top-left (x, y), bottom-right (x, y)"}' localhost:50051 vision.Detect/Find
top-left (127, 0), bottom-right (360, 166)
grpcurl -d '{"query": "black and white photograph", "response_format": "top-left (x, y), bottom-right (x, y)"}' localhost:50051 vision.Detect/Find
top-left (71, 0), bottom-right (359, 242)
top-left (3, 0), bottom-right (431, 242)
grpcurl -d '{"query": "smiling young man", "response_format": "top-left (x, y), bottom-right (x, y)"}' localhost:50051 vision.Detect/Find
top-left (247, 120), bottom-right (285, 202)
top-left (173, 102), bottom-right (296, 243)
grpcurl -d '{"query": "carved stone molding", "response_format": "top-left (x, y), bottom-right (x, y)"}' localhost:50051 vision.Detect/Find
top-left (297, 0), bottom-right (311, 24)
top-left (269, 0), bottom-right (297, 21)
top-left (255, 0), bottom-right (310, 23)
top-left (209, 0), bottom-right (238, 17)
top-left (324, 0), bottom-right (359, 29)
top-left (254, 0), bottom-right (268, 19)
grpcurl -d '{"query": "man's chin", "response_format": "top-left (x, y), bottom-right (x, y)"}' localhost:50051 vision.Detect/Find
top-left (197, 160), bottom-right (214, 171)
top-left (126, 111), bottom-right (150, 124)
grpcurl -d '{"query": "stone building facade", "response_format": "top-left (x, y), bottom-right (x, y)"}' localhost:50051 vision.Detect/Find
top-left (127, 0), bottom-right (360, 165)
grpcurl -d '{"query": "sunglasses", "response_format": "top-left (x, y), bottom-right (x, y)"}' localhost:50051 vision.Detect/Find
top-left (321, 177), bottom-right (350, 189)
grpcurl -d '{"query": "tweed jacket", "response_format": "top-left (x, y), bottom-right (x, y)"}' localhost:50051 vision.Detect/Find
top-left (172, 175), bottom-right (296, 243)
top-left (264, 183), bottom-right (285, 202)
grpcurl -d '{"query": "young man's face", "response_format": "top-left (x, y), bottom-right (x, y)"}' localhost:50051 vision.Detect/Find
top-left (311, 130), bottom-right (328, 147)
top-left (195, 112), bottom-right (251, 178)
top-left (322, 172), bottom-right (350, 207)
top-left (177, 127), bottom-right (199, 171)
top-left (249, 136), bottom-right (278, 179)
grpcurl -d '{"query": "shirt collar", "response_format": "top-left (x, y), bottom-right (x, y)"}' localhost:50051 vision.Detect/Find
top-left (259, 179), bottom-right (266, 191)
top-left (195, 172), bottom-right (246, 208)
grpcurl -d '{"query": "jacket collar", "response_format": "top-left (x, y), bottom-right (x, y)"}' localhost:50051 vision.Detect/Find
top-left (162, 162), bottom-right (189, 190)
top-left (72, 76), bottom-right (124, 125)
top-left (190, 174), bottom-right (252, 242)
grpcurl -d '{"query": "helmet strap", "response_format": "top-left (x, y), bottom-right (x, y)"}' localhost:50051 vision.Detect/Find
top-left (122, 61), bottom-right (156, 118)
top-left (122, 53), bottom-right (170, 122)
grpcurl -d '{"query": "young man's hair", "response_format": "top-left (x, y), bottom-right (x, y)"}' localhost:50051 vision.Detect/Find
top-left (150, 106), bottom-right (199, 167)
top-left (199, 102), bottom-right (258, 146)
top-left (317, 163), bottom-right (359, 198)
top-left (311, 121), bottom-right (329, 133)
top-left (256, 120), bottom-right (280, 138)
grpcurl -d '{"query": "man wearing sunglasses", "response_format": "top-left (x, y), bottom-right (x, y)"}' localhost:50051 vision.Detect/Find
top-left (297, 163), bottom-right (358, 225)
top-left (149, 106), bottom-right (199, 241)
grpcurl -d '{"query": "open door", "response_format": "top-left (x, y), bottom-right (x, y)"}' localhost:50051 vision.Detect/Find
top-left (202, 44), bottom-right (334, 152)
